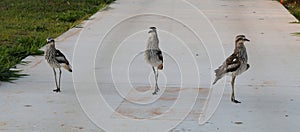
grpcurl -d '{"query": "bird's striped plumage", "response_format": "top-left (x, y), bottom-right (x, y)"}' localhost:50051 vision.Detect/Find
top-left (145, 27), bottom-right (163, 70)
top-left (45, 38), bottom-right (72, 92)
top-left (145, 49), bottom-right (163, 70)
top-left (45, 39), bottom-right (72, 72)
top-left (213, 35), bottom-right (250, 103)
top-left (144, 27), bottom-right (163, 95)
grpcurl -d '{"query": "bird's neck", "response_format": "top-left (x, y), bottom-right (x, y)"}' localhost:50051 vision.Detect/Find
top-left (234, 42), bottom-right (247, 61)
top-left (46, 42), bottom-right (56, 51)
top-left (235, 41), bottom-right (245, 49)
top-left (147, 32), bottom-right (159, 50)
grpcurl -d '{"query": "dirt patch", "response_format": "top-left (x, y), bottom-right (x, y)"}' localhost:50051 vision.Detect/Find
top-left (24, 104), bottom-right (32, 107)
top-left (0, 122), bottom-right (7, 126)
top-left (160, 97), bottom-right (177, 101)
top-left (262, 80), bottom-right (275, 86)
top-left (152, 108), bottom-right (162, 115)
top-left (74, 126), bottom-right (84, 130)
top-left (233, 121), bottom-right (243, 125)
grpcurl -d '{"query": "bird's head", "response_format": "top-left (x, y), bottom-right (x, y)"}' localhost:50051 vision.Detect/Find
top-left (46, 38), bottom-right (55, 49)
top-left (235, 35), bottom-right (250, 43)
top-left (148, 26), bottom-right (157, 33)
top-left (46, 37), bottom-right (55, 44)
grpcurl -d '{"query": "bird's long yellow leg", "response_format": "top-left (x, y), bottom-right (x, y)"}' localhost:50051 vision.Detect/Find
top-left (156, 67), bottom-right (159, 92)
top-left (152, 66), bottom-right (159, 95)
top-left (52, 68), bottom-right (61, 92)
top-left (231, 76), bottom-right (240, 103)
top-left (52, 68), bottom-right (59, 92)
top-left (58, 68), bottom-right (62, 91)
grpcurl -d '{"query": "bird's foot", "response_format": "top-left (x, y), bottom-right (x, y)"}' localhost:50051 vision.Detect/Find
top-left (231, 98), bottom-right (241, 103)
top-left (152, 87), bottom-right (160, 95)
top-left (53, 88), bottom-right (61, 92)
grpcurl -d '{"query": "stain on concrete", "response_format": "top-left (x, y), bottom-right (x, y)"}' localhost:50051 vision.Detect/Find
top-left (0, 122), bottom-right (7, 126)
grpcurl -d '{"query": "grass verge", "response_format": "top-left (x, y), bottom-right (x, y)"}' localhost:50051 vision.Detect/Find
top-left (0, 0), bottom-right (115, 82)
top-left (292, 32), bottom-right (300, 35)
top-left (279, 1), bottom-right (300, 37)
top-left (280, 0), bottom-right (300, 21)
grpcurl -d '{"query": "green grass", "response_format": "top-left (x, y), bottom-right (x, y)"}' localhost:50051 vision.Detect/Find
top-left (280, 0), bottom-right (300, 21)
top-left (279, 1), bottom-right (300, 38)
top-left (292, 32), bottom-right (300, 35)
top-left (289, 21), bottom-right (300, 23)
top-left (0, 0), bottom-right (115, 82)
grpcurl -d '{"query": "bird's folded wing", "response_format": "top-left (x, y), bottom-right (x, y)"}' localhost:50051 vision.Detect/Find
top-left (156, 50), bottom-right (163, 62)
top-left (225, 54), bottom-right (240, 72)
top-left (145, 49), bottom-right (163, 62)
top-left (55, 49), bottom-right (70, 65)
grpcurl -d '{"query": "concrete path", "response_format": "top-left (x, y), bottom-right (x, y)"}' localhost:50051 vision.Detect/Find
top-left (1, 0), bottom-right (300, 131)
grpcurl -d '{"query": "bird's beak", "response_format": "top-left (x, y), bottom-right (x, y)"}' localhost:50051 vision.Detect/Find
top-left (244, 38), bottom-right (250, 42)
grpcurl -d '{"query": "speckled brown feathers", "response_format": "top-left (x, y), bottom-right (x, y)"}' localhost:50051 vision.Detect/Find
top-left (213, 35), bottom-right (250, 103)
top-left (45, 37), bottom-right (72, 92)
top-left (144, 27), bottom-right (163, 95)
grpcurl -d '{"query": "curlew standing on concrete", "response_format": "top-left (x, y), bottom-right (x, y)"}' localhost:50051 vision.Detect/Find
top-left (213, 35), bottom-right (250, 103)
top-left (145, 27), bottom-right (163, 95)
top-left (45, 38), bottom-right (72, 92)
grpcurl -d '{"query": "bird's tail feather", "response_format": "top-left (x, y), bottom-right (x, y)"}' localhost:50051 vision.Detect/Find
top-left (63, 64), bottom-right (72, 72)
top-left (213, 66), bottom-right (225, 84)
top-left (213, 76), bottom-right (221, 85)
